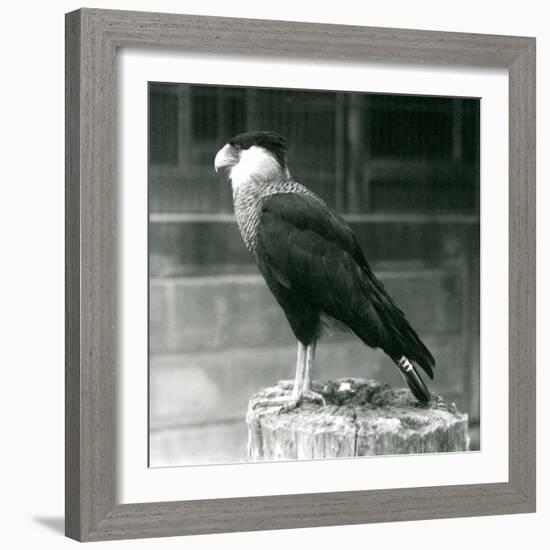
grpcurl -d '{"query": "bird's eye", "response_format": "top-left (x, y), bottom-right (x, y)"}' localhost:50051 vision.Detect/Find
top-left (233, 144), bottom-right (241, 152)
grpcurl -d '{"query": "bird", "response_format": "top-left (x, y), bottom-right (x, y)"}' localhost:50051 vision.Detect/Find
top-left (214, 130), bottom-right (434, 412)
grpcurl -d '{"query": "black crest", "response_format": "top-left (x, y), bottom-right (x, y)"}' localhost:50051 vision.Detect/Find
top-left (228, 131), bottom-right (288, 169)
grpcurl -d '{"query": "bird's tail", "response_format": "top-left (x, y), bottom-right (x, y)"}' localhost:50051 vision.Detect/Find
top-left (396, 356), bottom-right (431, 404)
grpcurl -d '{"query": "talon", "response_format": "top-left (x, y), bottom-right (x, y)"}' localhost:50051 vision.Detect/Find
top-left (255, 388), bottom-right (326, 415)
top-left (278, 397), bottom-right (302, 414)
top-left (302, 390), bottom-right (326, 407)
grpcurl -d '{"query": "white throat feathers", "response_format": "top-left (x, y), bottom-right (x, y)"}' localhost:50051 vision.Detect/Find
top-left (229, 145), bottom-right (290, 192)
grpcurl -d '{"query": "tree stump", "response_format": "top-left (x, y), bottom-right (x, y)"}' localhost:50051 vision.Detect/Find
top-left (246, 378), bottom-right (469, 461)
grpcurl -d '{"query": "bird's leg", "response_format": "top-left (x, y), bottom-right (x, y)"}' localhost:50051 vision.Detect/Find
top-left (301, 341), bottom-right (326, 406)
top-left (254, 342), bottom-right (305, 412)
top-left (254, 342), bottom-right (325, 413)
top-left (274, 342), bottom-right (307, 414)
top-left (302, 340), bottom-right (316, 390)
top-left (291, 341), bottom-right (307, 401)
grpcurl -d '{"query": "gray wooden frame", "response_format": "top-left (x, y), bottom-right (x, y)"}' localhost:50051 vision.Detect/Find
top-left (65, 8), bottom-right (536, 542)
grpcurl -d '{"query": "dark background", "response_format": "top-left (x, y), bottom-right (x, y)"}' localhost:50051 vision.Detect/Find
top-left (148, 83), bottom-right (480, 466)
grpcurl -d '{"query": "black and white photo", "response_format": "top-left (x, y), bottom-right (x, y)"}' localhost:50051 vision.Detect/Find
top-left (148, 84), bottom-right (480, 467)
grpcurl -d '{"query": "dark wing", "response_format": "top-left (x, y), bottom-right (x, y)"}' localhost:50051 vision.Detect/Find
top-left (256, 192), bottom-right (435, 379)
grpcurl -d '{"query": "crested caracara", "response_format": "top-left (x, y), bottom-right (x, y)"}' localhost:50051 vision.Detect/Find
top-left (214, 131), bottom-right (434, 411)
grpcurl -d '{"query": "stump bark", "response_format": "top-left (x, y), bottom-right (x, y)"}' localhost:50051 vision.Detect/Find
top-left (246, 378), bottom-right (469, 461)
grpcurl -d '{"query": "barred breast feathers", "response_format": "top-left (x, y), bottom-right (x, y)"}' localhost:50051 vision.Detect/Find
top-left (232, 177), bottom-right (316, 256)
top-left (229, 144), bottom-right (320, 255)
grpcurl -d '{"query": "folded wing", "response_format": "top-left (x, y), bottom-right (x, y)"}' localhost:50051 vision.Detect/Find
top-left (255, 192), bottom-right (435, 379)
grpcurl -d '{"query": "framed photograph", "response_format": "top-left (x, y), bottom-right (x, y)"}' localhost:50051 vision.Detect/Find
top-left (65, 8), bottom-right (536, 541)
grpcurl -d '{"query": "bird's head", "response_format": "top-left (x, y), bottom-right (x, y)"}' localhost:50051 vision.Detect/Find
top-left (214, 131), bottom-right (289, 190)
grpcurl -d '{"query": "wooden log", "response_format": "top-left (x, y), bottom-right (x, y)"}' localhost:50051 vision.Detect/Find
top-left (246, 378), bottom-right (469, 461)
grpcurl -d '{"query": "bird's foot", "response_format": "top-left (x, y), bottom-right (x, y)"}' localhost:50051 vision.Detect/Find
top-left (251, 385), bottom-right (327, 414)
top-left (301, 389), bottom-right (326, 407)
top-left (251, 395), bottom-right (301, 412)
top-left (276, 389), bottom-right (326, 414)
top-left (277, 396), bottom-right (303, 415)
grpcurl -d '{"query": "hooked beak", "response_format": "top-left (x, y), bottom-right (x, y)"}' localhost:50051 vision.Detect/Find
top-left (214, 143), bottom-right (238, 173)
